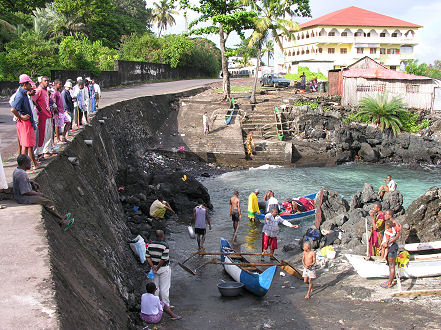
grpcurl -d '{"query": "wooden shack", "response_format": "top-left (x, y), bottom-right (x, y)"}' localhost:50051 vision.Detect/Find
top-left (336, 57), bottom-right (437, 111)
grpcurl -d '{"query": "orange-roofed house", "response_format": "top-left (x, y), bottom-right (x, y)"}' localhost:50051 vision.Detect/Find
top-left (274, 6), bottom-right (422, 74)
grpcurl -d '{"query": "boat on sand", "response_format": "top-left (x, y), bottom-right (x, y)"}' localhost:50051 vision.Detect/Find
top-left (220, 238), bottom-right (276, 296)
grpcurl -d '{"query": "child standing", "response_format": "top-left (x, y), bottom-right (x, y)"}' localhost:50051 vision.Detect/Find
top-left (380, 220), bottom-right (396, 261)
top-left (302, 241), bottom-right (316, 299)
top-left (202, 112), bottom-right (210, 135)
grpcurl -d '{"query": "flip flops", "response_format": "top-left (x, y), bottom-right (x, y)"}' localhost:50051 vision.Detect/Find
top-left (380, 281), bottom-right (396, 288)
top-left (62, 212), bottom-right (75, 232)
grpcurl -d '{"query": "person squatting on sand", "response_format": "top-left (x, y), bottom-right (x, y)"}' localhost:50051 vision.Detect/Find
top-left (140, 282), bottom-right (181, 324)
top-left (302, 241), bottom-right (316, 299)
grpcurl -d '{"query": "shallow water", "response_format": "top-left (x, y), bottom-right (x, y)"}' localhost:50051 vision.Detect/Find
top-left (199, 163), bottom-right (441, 250)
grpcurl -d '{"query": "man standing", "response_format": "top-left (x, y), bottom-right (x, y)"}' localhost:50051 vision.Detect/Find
top-left (193, 204), bottom-right (211, 251)
top-left (300, 72), bottom-right (306, 91)
top-left (33, 76), bottom-right (54, 159)
top-left (10, 74), bottom-right (38, 169)
top-left (61, 81), bottom-right (74, 139)
top-left (381, 210), bottom-right (401, 288)
top-left (378, 175), bottom-right (397, 199)
top-left (92, 80), bottom-right (101, 108)
top-left (52, 79), bottom-right (70, 144)
top-left (202, 112), bottom-right (209, 136)
top-left (13, 154), bottom-right (73, 230)
top-left (229, 191), bottom-right (241, 233)
top-left (262, 208), bottom-right (298, 260)
top-left (146, 230), bottom-right (172, 307)
top-left (86, 78), bottom-right (96, 114)
top-left (248, 189), bottom-right (260, 222)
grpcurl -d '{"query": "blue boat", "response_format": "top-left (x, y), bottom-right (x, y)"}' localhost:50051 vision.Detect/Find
top-left (255, 192), bottom-right (318, 221)
top-left (220, 238), bottom-right (276, 297)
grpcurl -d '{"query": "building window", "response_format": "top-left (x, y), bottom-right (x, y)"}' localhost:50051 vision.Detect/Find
top-left (355, 31), bottom-right (365, 37)
top-left (370, 48), bottom-right (376, 54)
top-left (318, 48), bottom-right (323, 53)
top-left (340, 48), bottom-right (347, 54)
top-left (401, 46), bottom-right (413, 54)
top-left (392, 33), bottom-right (398, 37)
top-left (297, 50), bottom-right (300, 55)
top-left (380, 32), bottom-right (386, 37)
top-left (328, 32), bottom-right (335, 36)
top-left (306, 33), bottom-right (309, 38)
top-left (306, 50), bottom-right (309, 54)
top-left (406, 84), bottom-right (419, 93)
top-left (380, 48), bottom-right (386, 54)
top-left (357, 48), bottom-right (364, 54)
top-left (390, 66), bottom-right (397, 70)
top-left (301, 50), bottom-right (305, 54)
top-left (341, 32), bottom-right (347, 37)
top-left (301, 33), bottom-right (304, 39)
top-left (328, 48), bottom-right (335, 54)
top-left (366, 33), bottom-right (371, 37)
top-left (388, 48), bottom-right (400, 54)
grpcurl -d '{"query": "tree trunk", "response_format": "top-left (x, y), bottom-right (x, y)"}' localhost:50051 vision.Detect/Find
top-left (250, 47), bottom-right (261, 104)
top-left (219, 23), bottom-right (230, 101)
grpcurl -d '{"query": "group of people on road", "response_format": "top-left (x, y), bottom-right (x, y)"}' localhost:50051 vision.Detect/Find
top-left (10, 74), bottom-right (101, 170)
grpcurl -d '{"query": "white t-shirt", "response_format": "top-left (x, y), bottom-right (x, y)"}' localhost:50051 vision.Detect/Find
top-left (387, 180), bottom-right (397, 192)
top-left (94, 83), bottom-right (101, 95)
top-left (266, 196), bottom-right (279, 212)
top-left (141, 293), bottom-right (163, 315)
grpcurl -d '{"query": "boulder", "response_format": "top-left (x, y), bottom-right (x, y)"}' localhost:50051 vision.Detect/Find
top-left (381, 191), bottom-right (404, 214)
top-left (315, 189), bottom-right (350, 226)
top-left (358, 143), bottom-right (379, 162)
top-left (360, 183), bottom-right (378, 204)
top-left (399, 187), bottom-right (441, 243)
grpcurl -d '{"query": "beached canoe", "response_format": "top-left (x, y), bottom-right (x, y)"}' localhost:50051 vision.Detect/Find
top-left (345, 254), bottom-right (441, 278)
top-left (255, 192), bottom-right (317, 221)
top-left (220, 238), bottom-right (276, 296)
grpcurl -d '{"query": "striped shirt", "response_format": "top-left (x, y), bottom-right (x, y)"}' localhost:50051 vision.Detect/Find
top-left (146, 240), bottom-right (169, 266)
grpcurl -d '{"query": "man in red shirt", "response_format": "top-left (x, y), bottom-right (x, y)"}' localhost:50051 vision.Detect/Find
top-left (33, 76), bottom-right (54, 159)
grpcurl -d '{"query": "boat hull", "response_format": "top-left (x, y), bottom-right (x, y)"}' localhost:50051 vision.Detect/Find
top-left (345, 254), bottom-right (441, 278)
top-left (220, 238), bottom-right (276, 296)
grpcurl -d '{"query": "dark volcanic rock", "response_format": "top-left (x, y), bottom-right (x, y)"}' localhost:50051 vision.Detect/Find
top-left (358, 143), bottom-right (379, 162)
top-left (399, 186), bottom-right (441, 243)
top-left (315, 189), bottom-right (350, 227)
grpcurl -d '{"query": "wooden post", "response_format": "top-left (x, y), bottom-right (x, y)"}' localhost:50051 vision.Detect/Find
top-left (365, 218), bottom-right (370, 259)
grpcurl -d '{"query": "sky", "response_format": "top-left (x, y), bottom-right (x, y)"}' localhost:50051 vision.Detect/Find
top-left (155, 0), bottom-right (441, 64)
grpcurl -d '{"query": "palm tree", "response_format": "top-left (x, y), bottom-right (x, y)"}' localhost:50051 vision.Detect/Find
top-left (244, 0), bottom-right (299, 103)
top-left (357, 93), bottom-right (407, 136)
top-left (151, 0), bottom-right (178, 37)
top-left (263, 39), bottom-right (273, 66)
top-left (0, 18), bottom-right (17, 48)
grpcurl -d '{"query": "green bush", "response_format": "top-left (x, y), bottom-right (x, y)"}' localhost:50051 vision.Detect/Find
top-left (397, 110), bottom-right (430, 133)
top-left (284, 66), bottom-right (328, 81)
top-left (118, 33), bottom-right (162, 62)
top-left (294, 101), bottom-right (318, 109)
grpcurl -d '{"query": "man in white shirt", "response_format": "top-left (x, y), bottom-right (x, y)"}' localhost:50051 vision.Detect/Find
top-left (92, 80), bottom-right (101, 108)
top-left (378, 175), bottom-right (397, 199)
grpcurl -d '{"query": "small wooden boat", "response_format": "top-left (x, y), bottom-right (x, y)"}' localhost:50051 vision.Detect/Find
top-left (400, 241), bottom-right (441, 252)
top-left (224, 98), bottom-right (236, 125)
top-left (255, 192), bottom-right (317, 221)
top-left (345, 254), bottom-right (441, 279)
top-left (220, 238), bottom-right (276, 296)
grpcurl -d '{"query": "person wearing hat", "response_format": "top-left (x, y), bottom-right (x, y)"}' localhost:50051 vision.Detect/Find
top-left (248, 189), bottom-right (260, 222)
top-left (10, 74), bottom-right (39, 169)
top-left (61, 81), bottom-right (74, 138)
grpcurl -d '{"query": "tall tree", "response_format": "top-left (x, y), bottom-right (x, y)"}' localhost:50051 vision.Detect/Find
top-left (151, 0), bottom-right (178, 37)
top-left (184, 0), bottom-right (256, 100)
top-left (245, 0), bottom-right (310, 103)
top-left (263, 39), bottom-right (273, 66)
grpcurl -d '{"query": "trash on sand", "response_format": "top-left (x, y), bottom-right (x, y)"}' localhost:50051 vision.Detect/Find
top-left (178, 146), bottom-right (185, 151)
top-left (133, 206), bottom-right (139, 212)
top-left (263, 323), bottom-right (272, 328)
top-left (338, 320), bottom-right (344, 325)
top-left (181, 134), bottom-right (185, 136)
top-left (280, 271), bottom-right (286, 277)
top-left (118, 186), bottom-right (125, 191)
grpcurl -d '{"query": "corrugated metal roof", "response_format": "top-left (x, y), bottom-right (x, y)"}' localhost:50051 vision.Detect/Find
top-left (300, 6), bottom-right (422, 29)
top-left (342, 68), bottom-right (432, 80)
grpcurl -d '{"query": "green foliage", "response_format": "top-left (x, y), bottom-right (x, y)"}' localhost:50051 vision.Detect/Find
top-left (188, 38), bottom-right (221, 76)
top-left (59, 35), bottom-right (118, 73)
top-left (151, 0), bottom-right (178, 37)
top-left (160, 34), bottom-right (193, 68)
top-left (0, 31), bottom-right (57, 79)
top-left (118, 33), bottom-right (162, 62)
top-left (357, 93), bottom-right (407, 136)
top-left (405, 59), bottom-right (441, 79)
top-left (397, 110), bottom-right (430, 133)
top-left (284, 66), bottom-right (327, 81)
top-left (0, 0), bottom-right (50, 14)
top-left (294, 101), bottom-right (318, 109)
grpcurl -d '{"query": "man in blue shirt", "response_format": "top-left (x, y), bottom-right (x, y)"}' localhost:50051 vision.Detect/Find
top-left (10, 74), bottom-right (38, 169)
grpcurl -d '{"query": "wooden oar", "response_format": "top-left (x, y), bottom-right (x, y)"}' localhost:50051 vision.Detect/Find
top-left (197, 251), bottom-right (272, 256)
top-left (314, 188), bottom-right (324, 229)
top-left (207, 259), bottom-right (284, 267)
top-left (272, 256), bottom-right (303, 279)
top-left (232, 216), bottom-right (241, 242)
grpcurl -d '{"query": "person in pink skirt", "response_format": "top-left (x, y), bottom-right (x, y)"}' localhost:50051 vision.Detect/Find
top-left (140, 282), bottom-right (181, 324)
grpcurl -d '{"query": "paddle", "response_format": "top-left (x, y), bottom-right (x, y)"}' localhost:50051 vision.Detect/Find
top-left (232, 215), bottom-right (241, 242)
top-left (314, 188), bottom-right (324, 229)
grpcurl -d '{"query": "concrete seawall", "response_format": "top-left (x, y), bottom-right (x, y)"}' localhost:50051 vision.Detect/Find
top-left (1, 88), bottom-right (206, 329)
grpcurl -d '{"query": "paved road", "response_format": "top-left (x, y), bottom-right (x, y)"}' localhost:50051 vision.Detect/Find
top-left (0, 78), bottom-right (220, 160)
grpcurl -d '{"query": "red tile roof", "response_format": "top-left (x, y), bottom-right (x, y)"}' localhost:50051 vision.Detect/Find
top-left (300, 6), bottom-right (422, 29)
top-left (342, 68), bottom-right (431, 80)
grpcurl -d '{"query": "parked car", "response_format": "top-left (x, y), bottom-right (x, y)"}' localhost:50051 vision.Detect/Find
top-left (260, 73), bottom-right (290, 88)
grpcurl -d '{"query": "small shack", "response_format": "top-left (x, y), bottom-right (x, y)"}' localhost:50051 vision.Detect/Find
top-left (331, 57), bottom-right (439, 111)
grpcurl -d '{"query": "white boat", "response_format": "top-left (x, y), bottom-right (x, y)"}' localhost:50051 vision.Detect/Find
top-left (345, 254), bottom-right (441, 279)
top-left (400, 241), bottom-right (441, 252)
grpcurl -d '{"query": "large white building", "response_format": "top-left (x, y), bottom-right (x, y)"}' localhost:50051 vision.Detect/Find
top-left (274, 6), bottom-right (422, 74)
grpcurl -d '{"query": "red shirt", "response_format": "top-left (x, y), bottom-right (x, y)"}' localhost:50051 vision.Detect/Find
top-left (32, 87), bottom-right (52, 119)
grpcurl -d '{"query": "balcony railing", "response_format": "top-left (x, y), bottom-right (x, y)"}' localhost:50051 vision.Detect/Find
top-left (285, 35), bottom-right (418, 47)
